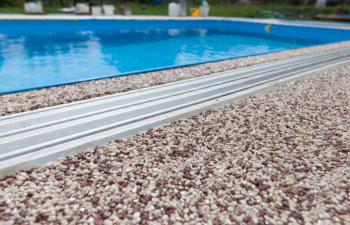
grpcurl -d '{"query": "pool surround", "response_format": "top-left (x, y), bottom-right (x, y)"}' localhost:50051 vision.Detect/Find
top-left (0, 60), bottom-right (349, 224)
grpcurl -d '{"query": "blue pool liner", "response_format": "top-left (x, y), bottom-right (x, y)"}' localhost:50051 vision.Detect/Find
top-left (1, 19), bottom-right (350, 94)
top-left (1, 19), bottom-right (350, 43)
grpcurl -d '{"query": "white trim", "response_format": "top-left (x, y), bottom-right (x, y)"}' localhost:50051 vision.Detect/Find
top-left (0, 14), bottom-right (349, 30)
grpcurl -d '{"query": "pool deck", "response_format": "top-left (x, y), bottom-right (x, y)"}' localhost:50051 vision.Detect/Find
top-left (0, 16), bottom-right (349, 224)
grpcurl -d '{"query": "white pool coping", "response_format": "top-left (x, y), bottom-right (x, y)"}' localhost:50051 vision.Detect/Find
top-left (1, 14), bottom-right (350, 30)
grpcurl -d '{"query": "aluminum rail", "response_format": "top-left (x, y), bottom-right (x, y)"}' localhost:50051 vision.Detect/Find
top-left (1, 47), bottom-right (350, 176)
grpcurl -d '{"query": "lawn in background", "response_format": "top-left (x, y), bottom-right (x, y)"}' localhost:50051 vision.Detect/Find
top-left (0, 3), bottom-right (349, 20)
top-left (128, 3), bottom-right (349, 20)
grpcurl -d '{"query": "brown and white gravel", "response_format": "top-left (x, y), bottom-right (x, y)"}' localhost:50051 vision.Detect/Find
top-left (1, 41), bottom-right (350, 117)
top-left (0, 59), bottom-right (349, 224)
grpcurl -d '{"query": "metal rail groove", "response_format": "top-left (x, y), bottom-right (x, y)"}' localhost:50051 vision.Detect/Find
top-left (1, 47), bottom-right (350, 176)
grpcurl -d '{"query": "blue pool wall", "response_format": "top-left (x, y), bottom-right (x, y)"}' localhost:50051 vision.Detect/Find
top-left (1, 19), bottom-right (350, 44)
top-left (215, 20), bottom-right (350, 43)
top-left (0, 19), bottom-right (349, 94)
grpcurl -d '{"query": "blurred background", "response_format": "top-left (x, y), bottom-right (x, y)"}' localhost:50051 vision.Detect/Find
top-left (0, 0), bottom-right (349, 20)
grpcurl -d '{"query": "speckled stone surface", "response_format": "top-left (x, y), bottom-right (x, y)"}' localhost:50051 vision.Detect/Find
top-left (0, 61), bottom-right (349, 224)
top-left (1, 41), bottom-right (350, 117)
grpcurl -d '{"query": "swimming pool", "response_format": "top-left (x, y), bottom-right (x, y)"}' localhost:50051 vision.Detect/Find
top-left (1, 19), bottom-right (350, 94)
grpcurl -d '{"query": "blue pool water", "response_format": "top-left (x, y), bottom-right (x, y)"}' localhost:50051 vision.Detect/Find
top-left (0, 20), bottom-right (349, 94)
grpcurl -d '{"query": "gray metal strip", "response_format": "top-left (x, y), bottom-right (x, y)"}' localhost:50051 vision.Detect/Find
top-left (1, 48), bottom-right (349, 134)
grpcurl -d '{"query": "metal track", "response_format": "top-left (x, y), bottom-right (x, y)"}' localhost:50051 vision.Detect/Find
top-left (1, 47), bottom-right (350, 176)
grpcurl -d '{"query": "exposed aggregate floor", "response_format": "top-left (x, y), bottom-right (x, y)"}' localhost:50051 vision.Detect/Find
top-left (0, 59), bottom-right (349, 224)
top-left (1, 41), bottom-right (350, 117)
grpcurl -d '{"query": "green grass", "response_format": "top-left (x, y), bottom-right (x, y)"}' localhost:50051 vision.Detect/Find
top-left (122, 3), bottom-right (168, 15)
top-left (127, 4), bottom-right (350, 19)
top-left (0, 6), bottom-right (61, 13)
top-left (0, 3), bottom-right (349, 20)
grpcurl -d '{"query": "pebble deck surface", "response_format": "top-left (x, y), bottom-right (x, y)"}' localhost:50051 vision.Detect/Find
top-left (1, 41), bottom-right (350, 117)
top-left (0, 61), bottom-right (349, 224)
